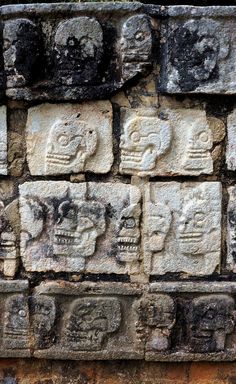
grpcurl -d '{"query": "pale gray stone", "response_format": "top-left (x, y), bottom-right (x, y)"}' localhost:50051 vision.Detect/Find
top-left (19, 181), bottom-right (141, 274)
top-left (26, 102), bottom-right (113, 175)
top-left (227, 186), bottom-right (236, 272)
top-left (143, 182), bottom-right (222, 276)
top-left (226, 108), bottom-right (236, 170)
top-left (0, 106), bottom-right (7, 175)
top-left (119, 107), bottom-right (214, 176)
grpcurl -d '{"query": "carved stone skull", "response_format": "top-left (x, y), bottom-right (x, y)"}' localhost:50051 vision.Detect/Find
top-left (46, 115), bottom-right (97, 174)
top-left (189, 295), bottom-right (236, 352)
top-left (65, 298), bottom-right (121, 351)
top-left (147, 202), bottom-right (172, 252)
top-left (53, 199), bottom-right (106, 258)
top-left (53, 16), bottom-right (103, 85)
top-left (120, 113), bottom-right (172, 173)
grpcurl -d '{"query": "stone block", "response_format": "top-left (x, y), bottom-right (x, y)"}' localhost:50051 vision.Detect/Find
top-left (159, 7), bottom-right (236, 94)
top-left (19, 181), bottom-right (141, 274)
top-left (119, 107), bottom-right (214, 176)
top-left (26, 102), bottom-right (113, 175)
top-left (2, 3), bottom-right (158, 101)
top-left (226, 108), bottom-right (236, 170)
top-left (32, 281), bottom-right (144, 360)
top-left (143, 182), bottom-right (222, 276)
top-left (0, 280), bottom-right (30, 357)
top-left (227, 186), bottom-right (236, 272)
top-left (0, 106), bottom-right (7, 175)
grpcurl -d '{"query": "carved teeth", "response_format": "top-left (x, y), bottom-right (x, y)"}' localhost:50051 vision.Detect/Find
top-left (117, 237), bottom-right (138, 243)
top-left (118, 245), bottom-right (138, 252)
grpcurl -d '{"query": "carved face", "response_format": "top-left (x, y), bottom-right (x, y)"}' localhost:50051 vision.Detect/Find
top-left (178, 198), bottom-right (207, 255)
top-left (120, 116), bottom-right (172, 172)
top-left (65, 298), bottom-right (121, 351)
top-left (54, 17), bottom-right (103, 84)
top-left (3, 18), bottom-right (41, 87)
top-left (3, 295), bottom-right (29, 349)
top-left (189, 295), bottom-right (236, 352)
top-left (53, 199), bottom-right (106, 258)
top-left (121, 15), bottom-right (152, 63)
top-left (117, 203), bottom-right (140, 262)
top-left (183, 124), bottom-right (213, 171)
top-left (31, 296), bottom-right (56, 348)
top-left (0, 200), bottom-right (16, 261)
top-left (46, 116), bottom-right (97, 174)
top-left (147, 203), bottom-right (172, 252)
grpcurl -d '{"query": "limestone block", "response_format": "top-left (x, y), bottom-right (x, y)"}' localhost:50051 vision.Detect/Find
top-left (143, 182), bottom-right (221, 276)
top-left (26, 102), bottom-right (113, 175)
top-left (0, 106), bottom-right (7, 175)
top-left (159, 7), bottom-right (236, 94)
top-left (119, 107), bottom-right (214, 176)
top-left (226, 108), bottom-right (236, 170)
top-left (19, 181), bottom-right (141, 274)
top-left (0, 280), bottom-right (30, 357)
top-left (226, 186), bottom-right (236, 272)
top-left (32, 281), bottom-right (144, 360)
top-left (3, 3), bottom-right (157, 101)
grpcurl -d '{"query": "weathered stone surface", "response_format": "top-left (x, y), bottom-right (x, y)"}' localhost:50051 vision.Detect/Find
top-left (0, 106), bottom-right (7, 175)
top-left (2, 3), bottom-right (157, 101)
top-left (159, 7), bottom-right (236, 94)
top-left (0, 280), bottom-right (30, 357)
top-left (227, 186), bottom-right (236, 272)
top-left (143, 182), bottom-right (221, 276)
top-left (26, 102), bottom-right (113, 175)
top-left (19, 181), bottom-right (141, 274)
top-left (226, 108), bottom-right (236, 170)
top-left (119, 107), bottom-right (214, 176)
top-left (32, 281), bottom-right (143, 360)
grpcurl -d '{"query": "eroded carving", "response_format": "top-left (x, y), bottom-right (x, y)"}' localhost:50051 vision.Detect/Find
top-left (0, 106), bottom-right (7, 175)
top-left (120, 109), bottom-right (172, 174)
top-left (144, 182), bottom-right (221, 275)
top-left (121, 14), bottom-right (152, 80)
top-left (188, 295), bottom-right (236, 353)
top-left (30, 296), bottom-right (56, 349)
top-left (3, 295), bottom-right (29, 349)
top-left (46, 114), bottom-right (98, 174)
top-left (3, 18), bottom-right (41, 88)
top-left (138, 294), bottom-right (176, 352)
top-left (65, 298), bottom-right (121, 351)
top-left (53, 17), bottom-right (103, 85)
top-left (0, 199), bottom-right (17, 277)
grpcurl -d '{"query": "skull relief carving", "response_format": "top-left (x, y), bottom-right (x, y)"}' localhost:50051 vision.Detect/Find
top-left (120, 110), bottom-right (172, 174)
top-left (46, 114), bottom-right (98, 174)
top-left (65, 298), bottom-right (121, 351)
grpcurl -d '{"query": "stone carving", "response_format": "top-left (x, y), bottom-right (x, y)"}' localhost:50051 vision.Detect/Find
top-left (3, 295), bottom-right (29, 350)
top-left (138, 294), bottom-right (176, 352)
top-left (120, 108), bottom-right (214, 176)
top-left (188, 295), bottom-right (236, 353)
top-left (3, 18), bottom-right (41, 88)
top-left (120, 14), bottom-right (152, 81)
top-left (53, 17), bottom-right (103, 85)
top-left (143, 182), bottom-right (221, 275)
top-left (117, 203), bottom-right (141, 263)
top-left (26, 102), bottom-right (113, 175)
top-left (20, 181), bottom-right (141, 275)
top-left (226, 108), bottom-right (236, 170)
top-left (65, 298), bottom-right (121, 351)
top-left (0, 106), bottom-right (7, 175)
top-left (30, 296), bottom-right (56, 349)
top-left (160, 12), bottom-right (235, 93)
top-left (226, 187), bottom-right (236, 272)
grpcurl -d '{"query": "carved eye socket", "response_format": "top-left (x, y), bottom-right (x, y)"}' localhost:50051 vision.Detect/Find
top-left (198, 131), bottom-right (209, 142)
top-left (124, 217), bottom-right (135, 228)
top-left (57, 134), bottom-right (70, 146)
top-left (194, 212), bottom-right (205, 226)
top-left (130, 131), bottom-right (140, 143)
top-left (18, 309), bottom-right (27, 317)
top-left (135, 31), bottom-right (145, 41)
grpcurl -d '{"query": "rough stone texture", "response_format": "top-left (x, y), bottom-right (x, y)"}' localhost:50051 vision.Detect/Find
top-left (19, 181), bottom-right (141, 274)
top-left (143, 182), bottom-right (221, 276)
top-left (0, 105), bottom-right (7, 175)
top-left (227, 187), bottom-right (236, 272)
top-left (32, 281), bottom-right (143, 360)
top-left (226, 107), bottom-right (236, 170)
top-left (119, 107), bottom-right (215, 176)
top-left (160, 7), bottom-right (236, 94)
top-left (26, 102), bottom-right (113, 175)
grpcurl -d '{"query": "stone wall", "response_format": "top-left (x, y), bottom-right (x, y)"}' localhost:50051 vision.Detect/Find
top-left (0, 1), bottom-right (236, 382)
